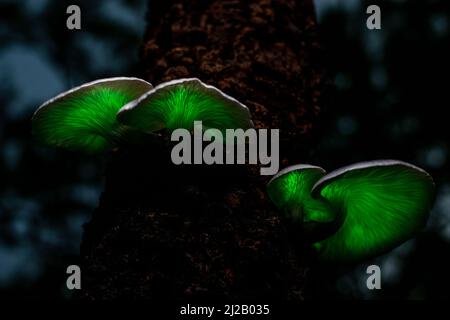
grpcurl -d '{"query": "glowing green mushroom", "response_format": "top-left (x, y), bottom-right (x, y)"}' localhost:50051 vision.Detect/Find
top-left (116, 78), bottom-right (254, 134)
top-left (267, 164), bottom-right (338, 240)
top-left (32, 77), bottom-right (153, 153)
top-left (311, 160), bottom-right (435, 262)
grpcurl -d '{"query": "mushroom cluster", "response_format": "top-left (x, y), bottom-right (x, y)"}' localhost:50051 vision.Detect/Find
top-left (267, 160), bottom-right (435, 262)
top-left (32, 77), bottom-right (253, 152)
top-left (32, 77), bottom-right (435, 264)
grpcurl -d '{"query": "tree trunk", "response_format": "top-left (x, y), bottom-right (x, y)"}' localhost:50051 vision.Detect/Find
top-left (80, 0), bottom-right (325, 300)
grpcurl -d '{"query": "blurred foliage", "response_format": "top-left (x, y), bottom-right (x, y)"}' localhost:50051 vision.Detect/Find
top-left (0, 0), bottom-right (147, 298)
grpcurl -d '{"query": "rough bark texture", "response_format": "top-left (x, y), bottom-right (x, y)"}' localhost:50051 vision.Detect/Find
top-left (80, 0), bottom-right (325, 300)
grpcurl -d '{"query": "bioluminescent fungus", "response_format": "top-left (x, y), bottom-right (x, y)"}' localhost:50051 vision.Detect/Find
top-left (267, 164), bottom-right (339, 240)
top-left (32, 77), bottom-right (153, 153)
top-left (117, 78), bottom-right (254, 134)
top-left (311, 160), bottom-right (434, 262)
top-left (267, 160), bottom-right (435, 262)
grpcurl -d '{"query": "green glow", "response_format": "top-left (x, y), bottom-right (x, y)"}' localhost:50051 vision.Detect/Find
top-left (117, 78), bottom-right (254, 134)
top-left (312, 162), bottom-right (434, 262)
top-left (32, 78), bottom-right (152, 153)
top-left (267, 166), bottom-right (336, 224)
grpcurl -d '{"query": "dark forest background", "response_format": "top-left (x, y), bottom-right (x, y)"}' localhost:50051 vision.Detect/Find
top-left (0, 0), bottom-right (449, 299)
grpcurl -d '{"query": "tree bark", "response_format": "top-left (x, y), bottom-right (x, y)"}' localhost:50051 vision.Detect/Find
top-left (80, 0), bottom-right (325, 300)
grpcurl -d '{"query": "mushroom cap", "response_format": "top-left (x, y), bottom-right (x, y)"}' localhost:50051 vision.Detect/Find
top-left (267, 165), bottom-right (337, 233)
top-left (117, 78), bottom-right (254, 134)
top-left (311, 160), bottom-right (435, 262)
top-left (32, 77), bottom-right (153, 153)
top-left (267, 164), bottom-right (326, 210)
